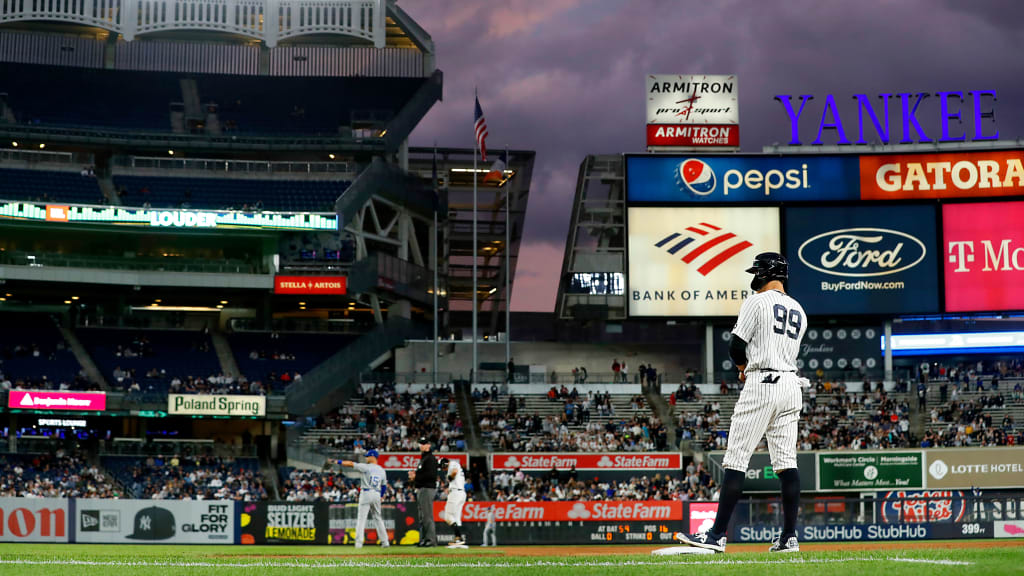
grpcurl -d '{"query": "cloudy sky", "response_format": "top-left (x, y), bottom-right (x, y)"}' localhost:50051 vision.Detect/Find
top-left (401, 0), bottom-right (1024, 311)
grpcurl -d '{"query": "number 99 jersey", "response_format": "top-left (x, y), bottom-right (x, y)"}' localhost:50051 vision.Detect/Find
top-left (732, 290), bottom-right (806, 373)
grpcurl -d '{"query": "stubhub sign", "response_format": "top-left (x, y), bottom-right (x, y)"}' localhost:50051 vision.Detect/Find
top-left (626, 155), bottom-right (860, 203)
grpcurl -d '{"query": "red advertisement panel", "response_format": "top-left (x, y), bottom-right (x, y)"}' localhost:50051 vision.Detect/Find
top-left (273, 276), bottom-right (347, 295)
top-left (646, 124), bottom-right (739, 147)
top-left (943, 202), bottom-right (1024, 312)
top-left (489, 453), bottom-right (682, 471)
top-left (378, 453), bottom-right (468, 471)
top-left (0, 498), bottom-right (69, 542)
top-left (7, 391), bottom-right (106, 412)
top-left (861, 150), bottom-right (1024, 200)
top-left (688, 502), bottom-right (718, 533)
top-left (432, 500), bottom-right (684, 523)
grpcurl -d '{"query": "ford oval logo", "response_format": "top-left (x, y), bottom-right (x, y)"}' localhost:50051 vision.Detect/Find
top-left (797, 227), bottom-right (926, 278)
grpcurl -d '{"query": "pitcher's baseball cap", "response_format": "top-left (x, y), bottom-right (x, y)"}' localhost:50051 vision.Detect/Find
top-left (126, 506), bottom-right (175, 540)
top-left (365, 449), bottom-right (379, 459)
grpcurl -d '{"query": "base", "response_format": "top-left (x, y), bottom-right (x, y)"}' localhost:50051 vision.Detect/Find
top-left (651, 546), bottom-right (718, 556)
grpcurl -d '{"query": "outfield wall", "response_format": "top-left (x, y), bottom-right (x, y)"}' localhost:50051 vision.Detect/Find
top-left (0, 496), bottom-right (1019, 545)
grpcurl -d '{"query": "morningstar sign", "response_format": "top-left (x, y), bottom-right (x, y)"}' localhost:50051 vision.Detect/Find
top-left (774, 91), bottom-right (998, 145)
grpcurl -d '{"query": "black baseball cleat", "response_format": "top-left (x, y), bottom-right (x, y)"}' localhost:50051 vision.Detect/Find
top-left (769, 534), bottom-right (800, 553)
top-left (420, 539), bottom-right (435, 548)
top-left (674, 531), bottom-right (727, 553)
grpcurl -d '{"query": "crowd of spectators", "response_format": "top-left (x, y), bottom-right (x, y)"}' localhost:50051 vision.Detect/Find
top-left (483, 414), bottom-right (667, 452)
top-left (796, 386), bottom-right (913, 450)
top-left (315, 383), bottom-right (465, 453)
top-left (924, 393), bottom-right (1021, 447)
top-left (119, 454), bottom-right (268, 500)
top-left (281, 468), bottom-right (416, 503)
top-left (489, 460), bottom-right (717, 502)
top-left (0, 450), bottom-right (120, 498)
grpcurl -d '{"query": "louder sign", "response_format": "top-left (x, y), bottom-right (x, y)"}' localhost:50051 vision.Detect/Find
top-left (490, 453), bottom-right (682, 471)
top-left (943, 202), bottom-right (1024, 313)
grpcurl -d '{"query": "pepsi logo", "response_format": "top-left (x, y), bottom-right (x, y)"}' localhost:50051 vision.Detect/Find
top-left (676, 159), bottom-right (717, 196)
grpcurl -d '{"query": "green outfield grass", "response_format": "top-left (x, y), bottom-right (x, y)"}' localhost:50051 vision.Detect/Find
top-left (0, 542), bottom-right (1020, 576)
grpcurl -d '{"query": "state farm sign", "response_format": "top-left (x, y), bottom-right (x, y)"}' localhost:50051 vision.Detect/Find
top-left (0, 498), bottom-right (68, 542)
top-left (273, 276), bottom-right (347, 295)
top-left (379, 453), bottom-right (468, 471)
top-left (489, 453), bottom-right (682, 471)
top-left (433, 501), bottom-right (683, 523)
top-left (860, 150), bottom-right (1024, 200)
top-left (943, 202), bottom-right (1024, 313)
top-left (8, 391), bottom-right (106, 412)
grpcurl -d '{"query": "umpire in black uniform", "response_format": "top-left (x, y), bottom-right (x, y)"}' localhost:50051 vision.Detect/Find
top-left (409, 436), bottom-right (438, 546)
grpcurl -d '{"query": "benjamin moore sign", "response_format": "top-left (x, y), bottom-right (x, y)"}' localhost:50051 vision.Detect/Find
top-left (168, 394), bottom-right (266, 417)
top-left (818, 452), bottom-right (923, 491)
top-left (926, 448), bottom-right (1024, 489)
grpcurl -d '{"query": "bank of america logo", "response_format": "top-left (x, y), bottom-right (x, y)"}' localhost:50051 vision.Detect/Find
top-left (654, 222), bottom-right (753, 276)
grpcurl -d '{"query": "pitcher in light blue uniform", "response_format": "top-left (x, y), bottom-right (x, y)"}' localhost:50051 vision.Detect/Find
top-left (338, 449), bottom-right (390, 548)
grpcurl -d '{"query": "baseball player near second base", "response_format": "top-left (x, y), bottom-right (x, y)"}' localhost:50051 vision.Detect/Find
top-left (677, 252), bottom-right (807, 554)
top-left (441, 458), bottom-right (467, 548)
top-left (338, 450), bottom-right (390, 549)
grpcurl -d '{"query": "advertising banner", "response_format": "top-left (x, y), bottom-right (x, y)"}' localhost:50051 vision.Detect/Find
top-left (7, 390), bottom-right (106, 412)
top-left (378, 453), bottom-right (469, 472)
top-left (646, 75), bottom-right (738, 126)
top-left (995, 520), bottom-right (1024, 538)
top-left (489, 452), bottom-right (682, 472)
top-left (689, 502), bottom-right (718, 533)
top-left (733, 522), bottom-right (989, 543)
top-left (441, 520), bottom-right (687, 545)
top-left (167, 394), bottom-right (266, 417)
top-left (925, 447), bottom-right (1024, 489)
top-left (876, 490), bottom-right (967, 523)
top-left (860, 150), bottom-right (1024, 200)
top-left (239, 502), bottom-right (328, 545)
top-left (273, 276), bottom-right (347, 295)
top-left (646, 125), bottom-right (739, 148)
top-left (943, 201), bottom-right (1024, 313)
top-left (784, 205), bottom-right (939, 315)
top-left (818, 452), bottom-right (923, 491)
top-left (0, 498), bottom-right (68, 542)
top-left (714, 324), bottom-right (881, 377)
top-left (706, 452), bottom-right (817, 493)
top-left (432, 501), bottom-right (684, 523)
top-left (329, 502), bottom-right (416, 545)
top-left (627, 206), bottom-right (779, 317)
top-left (76, 500), bottom-right (233, 544)
top-left (626, 155), bottom-right (860, 203)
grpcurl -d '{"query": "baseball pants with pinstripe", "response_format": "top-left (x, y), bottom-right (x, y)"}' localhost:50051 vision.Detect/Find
top-left (721, 371), bottom-right (802, 472)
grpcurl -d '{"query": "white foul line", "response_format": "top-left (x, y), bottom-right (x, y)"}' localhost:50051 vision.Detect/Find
top-left (0, 557), bottom-right (973, 568)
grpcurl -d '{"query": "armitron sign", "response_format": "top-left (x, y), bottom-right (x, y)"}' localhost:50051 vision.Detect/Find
top-left (489, 453), bottom-right (682, 471)
top-left (167, 394), bottom-right (266, 417)
top-left (646, 74), bottom-right (738, 149)
top-left (273, 276), bottom-right (347, 295)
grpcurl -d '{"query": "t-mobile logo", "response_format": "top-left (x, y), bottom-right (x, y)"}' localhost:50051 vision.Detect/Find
top-left (949, 239), bottom-right (1024, 272)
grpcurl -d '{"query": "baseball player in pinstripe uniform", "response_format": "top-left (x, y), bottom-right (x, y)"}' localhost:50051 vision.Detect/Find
top-left (338, 450), bottom-right (390, 549)
top-left (677, 252), bottom-right (807, 554)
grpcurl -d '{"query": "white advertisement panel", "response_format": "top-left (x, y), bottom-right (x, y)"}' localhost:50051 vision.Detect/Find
top-left (646, 74), bottom-right (738, 125)
top-left (0, 498), bottom-right (69, 542)
top-left (168, 394), bottom-right (266, 417)
top-left (628, 206), bottom-right (780, 316)
top-left (75, 500), bottom-right (234, 544)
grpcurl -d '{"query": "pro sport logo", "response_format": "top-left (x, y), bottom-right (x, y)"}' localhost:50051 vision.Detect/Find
top-left (653, 222), bottom-right (753, 276)
top-left (676, 159), bottom-right (717, 196)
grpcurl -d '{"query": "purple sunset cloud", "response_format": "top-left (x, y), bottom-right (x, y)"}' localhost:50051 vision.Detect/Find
top-left (401, 0), bottom-right (1024, 311)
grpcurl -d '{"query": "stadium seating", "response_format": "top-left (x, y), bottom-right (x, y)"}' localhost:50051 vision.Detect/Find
top-left (75, 328), bottom-right (222, 396)
top-left (0, 167), bottom-right (105, 205)
top-left (0, 313), bottom-right (89, 390)
top-left (0, 62), bottom-right (426, 135)
top-left (113, 174), bottom-right (350, 212)
top-left (489, 466), bottom-right (715, 501)
top-left (228, 331), bottom-right (357, 392)
top-left (0, 451), bottom-right (121, 498)
top-left (102, 454), bottom-right (266, 500)
top-left (280, 467), bottom-right (416, 503)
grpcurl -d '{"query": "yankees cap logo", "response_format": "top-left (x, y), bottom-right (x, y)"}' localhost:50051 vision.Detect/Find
top-left (653, 222), bottom-right (753, 276)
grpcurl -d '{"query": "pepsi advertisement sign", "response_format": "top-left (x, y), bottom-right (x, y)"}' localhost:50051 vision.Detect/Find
top-left (783, 205), bottom-right (939, 316)
top-left (626, 155), bottom-right (861, 203)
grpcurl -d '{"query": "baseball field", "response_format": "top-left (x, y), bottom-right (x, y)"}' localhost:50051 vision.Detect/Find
top-left (0, 541), bottom-right (1020, 575)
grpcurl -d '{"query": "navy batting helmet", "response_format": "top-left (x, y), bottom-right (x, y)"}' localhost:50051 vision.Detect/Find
top-left (746, 252), bottom-right (789, 291)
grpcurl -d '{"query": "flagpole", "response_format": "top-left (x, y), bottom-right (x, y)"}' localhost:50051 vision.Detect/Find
top-left (472, 91), bottom-right (479, 389)
top-left (505, 145), bottom-right (511, 383)
top-left (432, 146), bottom-right (439, 388)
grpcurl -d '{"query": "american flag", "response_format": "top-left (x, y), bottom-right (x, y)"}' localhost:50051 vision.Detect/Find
top-left (474, 95), bottom-right (488, 162)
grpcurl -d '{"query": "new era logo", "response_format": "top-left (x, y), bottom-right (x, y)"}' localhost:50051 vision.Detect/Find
top-left (654, 222), bottom-right (753, 276)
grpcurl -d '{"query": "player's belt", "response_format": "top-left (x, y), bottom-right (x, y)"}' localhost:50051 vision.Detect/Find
top-left (450, 488), bottom-right (465, 492)
top-left (749, 369), bottom-right (795, 373)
